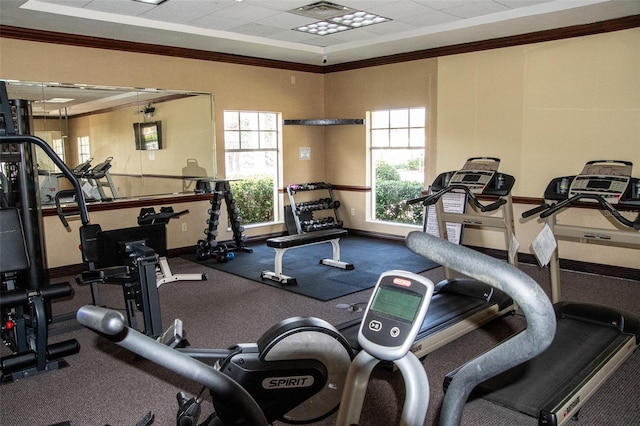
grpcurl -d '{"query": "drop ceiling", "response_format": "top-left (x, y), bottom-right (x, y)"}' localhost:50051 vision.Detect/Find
top-left (1, 0), bottom-right (639, 66)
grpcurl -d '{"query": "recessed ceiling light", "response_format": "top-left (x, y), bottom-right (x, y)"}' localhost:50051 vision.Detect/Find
top-left (293, 9), bottom-right (390, 36)
top-left (132, 0), bottom-right (167, 5)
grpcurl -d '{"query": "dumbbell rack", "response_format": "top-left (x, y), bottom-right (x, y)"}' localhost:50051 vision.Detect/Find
top-left (196, 179), bottom-right (251, 259)
top-left (287, 182), bottom-right (343, 234)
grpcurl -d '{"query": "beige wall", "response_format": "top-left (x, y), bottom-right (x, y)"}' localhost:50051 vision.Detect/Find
top-left (324, 59), bottom-right (438, 236)
top-left (435, 28), bottom-right (640, 267)
top-left (437, 28), bottom-right (640, 197)
top-left (1, 38), bottom-right (326, 267)
top-left (321, 29), bottom-right (639, 268)
top-left (2, 28), bottom-right (639, 269)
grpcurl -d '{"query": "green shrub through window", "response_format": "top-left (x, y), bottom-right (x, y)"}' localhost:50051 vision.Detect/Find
top-left (224, 110), bottom-right (280, 226)
top-left (370, 108), bottom-right (426, 225)
top-left (375, 162), bottom-right (424, 224)
top-left (229, 176), bottom-right (274, 225)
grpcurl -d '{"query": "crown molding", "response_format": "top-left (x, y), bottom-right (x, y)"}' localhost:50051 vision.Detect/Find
top-left (1, 15), bottom-right (638, 74)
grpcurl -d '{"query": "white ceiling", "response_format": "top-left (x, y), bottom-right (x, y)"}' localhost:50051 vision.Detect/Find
top-left (1, 0), bottom-right (639, 66)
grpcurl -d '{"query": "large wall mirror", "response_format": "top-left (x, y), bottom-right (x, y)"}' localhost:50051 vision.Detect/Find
top-left (4, 80), bottom-right (215, 204)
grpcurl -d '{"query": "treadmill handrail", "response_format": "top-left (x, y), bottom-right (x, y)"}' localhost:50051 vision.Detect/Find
top-left (527, 194), bottom-right (640, 230)
top-left (521, 203), bottom-right (550, 219)
top-left (0, 135), bottom-right (90, 226)
top-left (76, 305), bottom-right (269, 426)
top-left (405, 231), bottom-right (556, 426)
top-left (406, 185), bottom-right (507, 212)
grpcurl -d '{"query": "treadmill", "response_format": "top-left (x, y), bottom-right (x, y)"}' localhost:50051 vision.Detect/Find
top-left (340, 157), bottom-right (517, 358)
top-left (446, 160), bottom-right (640, 426)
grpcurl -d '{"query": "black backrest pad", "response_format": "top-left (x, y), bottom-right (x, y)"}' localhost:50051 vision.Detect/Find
top-left (0, 208), bottom-right (30, 273)
top-left (79, 224), bottom-right (103, 264)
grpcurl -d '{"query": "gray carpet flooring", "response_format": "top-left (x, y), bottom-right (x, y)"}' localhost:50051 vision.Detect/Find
top-left (1, 257), bottom-right (638, 426)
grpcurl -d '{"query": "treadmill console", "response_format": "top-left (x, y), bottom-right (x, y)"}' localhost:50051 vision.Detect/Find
top-left (358, 270), bottom-right (434, 362)
top-left (433, 157), bottom-right (515, 196)
top-left (544, 160), bottom-right (640, 205)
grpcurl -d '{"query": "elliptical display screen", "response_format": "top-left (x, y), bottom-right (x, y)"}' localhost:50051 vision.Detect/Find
top-left (358, 271), bottom-right (434, 362)
top-left (370, 285), bottom-right (422, 323)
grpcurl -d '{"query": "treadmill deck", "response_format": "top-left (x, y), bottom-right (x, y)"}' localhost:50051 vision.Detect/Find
top-left (467, 314), bottom-right (638, 425)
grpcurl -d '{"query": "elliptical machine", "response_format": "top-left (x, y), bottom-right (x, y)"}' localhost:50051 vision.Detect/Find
top-left (77, 229), bottom-right (556, 426)
top-left (76, 269), bottom-right (435, 426)
top-left (79, 309), bottom-right (355, 425)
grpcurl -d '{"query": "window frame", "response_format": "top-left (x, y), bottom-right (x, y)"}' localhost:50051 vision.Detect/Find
top-left (368, 107), bottom-right (427, 225)
top-left (223, 110), bottom-right (283, 226)
top-left (77, 136), bottom-right (91, 164)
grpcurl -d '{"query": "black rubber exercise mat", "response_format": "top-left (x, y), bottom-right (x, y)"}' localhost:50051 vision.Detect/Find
top-left (183, 236), bottom-right (439, 301)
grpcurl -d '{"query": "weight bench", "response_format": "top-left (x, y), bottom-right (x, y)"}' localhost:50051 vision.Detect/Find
top-left (261, 228), bottom-right (354, 286)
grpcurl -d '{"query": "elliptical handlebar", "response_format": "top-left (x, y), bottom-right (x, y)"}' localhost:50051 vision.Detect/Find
top-left (76, 305), bottom-right (269, 426)
top-left (406, 185), bottom-right (507, 212)
top-left (0, 135), bottom-right (90, 227)
top-left (524, 194), bottom-right (640, 230)
top-left (405, 231), bottom-right (556, 426)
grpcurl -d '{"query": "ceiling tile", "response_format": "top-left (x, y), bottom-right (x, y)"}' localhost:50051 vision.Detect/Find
top-left (212, 2), bottom-right (281, 21)
top-left (255, 11), bottom-right (315, 30)
top-left (442, 1), bottom-right (512, 19)
top-left (139, 1), bottom-right (229, 24)
top-left (189, 13), bottom-right (244, 31)
top-left (400, 10), bottom-right (461, 27)
top-left (80, 0), bottom-right (154, 15)
top-left (229, 22), bottom-right (290, 38)
top-left (362, 0), bottom-right (435, 20)
top-left (361, 19), bottom-right (417, 36)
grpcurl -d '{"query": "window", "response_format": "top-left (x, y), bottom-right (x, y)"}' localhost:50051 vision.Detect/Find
top-left (224, 111), bottom-right (281, 225)
top-left (77, 136), bottom-right (91, 164)
top-left (370, 107), bottom-right (425, 225)
top-left (51, 138), bottom-right (65, 173)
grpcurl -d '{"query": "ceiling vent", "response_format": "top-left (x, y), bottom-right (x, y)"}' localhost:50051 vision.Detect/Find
top-left (290, 1), bottom-right (353, 20)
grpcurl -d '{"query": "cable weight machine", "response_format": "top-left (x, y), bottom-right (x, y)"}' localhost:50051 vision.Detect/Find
top-left (1, 86), bottom-right (92, 381)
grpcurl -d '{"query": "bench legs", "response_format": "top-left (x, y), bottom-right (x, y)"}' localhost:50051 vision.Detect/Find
top-left (156, 257), bottom-right (207, 288)
top-left (261, 238), bottom-right (354, 286)
top-left (320, 239), bottom-right (355, 270)
top-left (261, 248), bottom-right (297, 285)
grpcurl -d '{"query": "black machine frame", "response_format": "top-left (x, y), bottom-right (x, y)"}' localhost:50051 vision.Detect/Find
top-left (78, 224), bottom-right (165, 338)
top-left (1, 133), bottom-right (90, 382)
